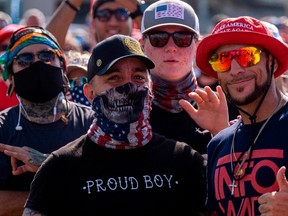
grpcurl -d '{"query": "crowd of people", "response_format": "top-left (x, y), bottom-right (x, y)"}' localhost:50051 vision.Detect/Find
top-left (0, 0), bottom-right (288, 215)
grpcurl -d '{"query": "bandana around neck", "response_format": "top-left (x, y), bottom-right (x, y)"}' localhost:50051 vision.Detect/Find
top-left (152, 72), bottom-right (197, 113)
top-left (88, 82), bottom-right (153, 149)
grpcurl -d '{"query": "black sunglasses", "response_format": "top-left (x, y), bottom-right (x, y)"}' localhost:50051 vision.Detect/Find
top-left (94, 8), bottom-right (130, 22)
top-left (14, 49), bottom-right (58, 67)
top-left (145, 31), bottom-right (197, 48)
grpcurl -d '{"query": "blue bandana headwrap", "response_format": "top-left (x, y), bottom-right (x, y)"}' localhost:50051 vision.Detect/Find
top-left (0, 26), bottom-right (65, 81)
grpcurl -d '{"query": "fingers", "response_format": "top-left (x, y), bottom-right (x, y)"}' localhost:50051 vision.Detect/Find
top-left (179, 99), bottom-right (197, 117)
top-left (3, 149), bottom-right (30, 163)
top-left (258, 191), bottom-right (276, 214)
top-left (216, 85), bottom-right (227, 104)
top-left (277, 166), bottom-right (288, 191)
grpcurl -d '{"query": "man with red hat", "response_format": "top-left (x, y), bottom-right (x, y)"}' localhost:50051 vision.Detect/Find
top-left (180, 16), bottom-right (288, 215)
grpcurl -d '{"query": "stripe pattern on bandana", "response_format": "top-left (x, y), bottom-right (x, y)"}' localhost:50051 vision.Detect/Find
top-left (152, 72), bottom-right (197, 113)
top-left (88, 83), bottom-right (153, 150)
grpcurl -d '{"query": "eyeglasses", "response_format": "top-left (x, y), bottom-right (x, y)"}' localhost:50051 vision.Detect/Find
top-left (94, 8), bottom-right (130, 22)
top-left (145, 31), bottom-right (196, 48)
top-left (14, 49), bottom-right (58, 67)
top-left (69, 76), bottom-right (88, 88)
top-left (209, 47), bottom-right (262, 73)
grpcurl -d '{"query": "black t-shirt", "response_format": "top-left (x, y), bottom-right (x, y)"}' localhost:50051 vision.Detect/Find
top-left (25, 133), bottom-right (207, 215)
top-left (0, 102), bottom-right (94, 190)
top-left (150, 103), bottom-right (212, 154)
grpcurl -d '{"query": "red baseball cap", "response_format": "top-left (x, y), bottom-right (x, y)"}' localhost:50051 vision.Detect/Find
top-left (0, 24), bottom-right (23, 42)
top-left (196, 16), bottom-right (288, 78)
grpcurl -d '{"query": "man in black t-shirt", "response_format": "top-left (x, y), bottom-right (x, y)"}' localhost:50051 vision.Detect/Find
top-left (23, 34), bottom-right (207, 215)
top-left (0, 26), bottom-right (94, 215)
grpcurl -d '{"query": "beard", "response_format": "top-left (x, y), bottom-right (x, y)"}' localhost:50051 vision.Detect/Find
top-left (225, 65), bottom-right (272, 106)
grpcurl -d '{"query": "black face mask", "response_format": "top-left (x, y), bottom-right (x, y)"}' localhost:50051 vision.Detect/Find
top-left (13, 61), bottom-right (64, 103)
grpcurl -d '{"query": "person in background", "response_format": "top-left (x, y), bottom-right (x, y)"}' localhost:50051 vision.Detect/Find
top-left (19, 8), bottom-right (46, 27)
top-left (0, 24), bottom-right (23, 111)
top-left (140, 0), bottom-right (230, 154)
top-left (180, 15), bottom-right (288, 215)
top-left (261, 20), bottom-right (288, 95)
top-left (0, 26), bottom-right (94, 216)
top-left (65, 50), bottom-right (91, 106)
top-left (46, 0), bottom-right (144, 50)
top-left (22, 34), bottom-right (207, 215)
top-left (0, 11), bottom-right (12, 30)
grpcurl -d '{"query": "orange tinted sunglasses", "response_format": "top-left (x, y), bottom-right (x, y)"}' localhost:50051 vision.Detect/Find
top-left (209, 46), bottom-right (262, 73)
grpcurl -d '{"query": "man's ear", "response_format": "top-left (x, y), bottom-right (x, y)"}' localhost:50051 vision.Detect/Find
top-left (272, 57), bottom-right (279, 74)
top-left (83, 83), bottom-right (95, 104)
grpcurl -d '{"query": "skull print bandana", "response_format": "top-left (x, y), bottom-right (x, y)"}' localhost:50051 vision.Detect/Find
top-left (88, 82), bottom-right (153, 149)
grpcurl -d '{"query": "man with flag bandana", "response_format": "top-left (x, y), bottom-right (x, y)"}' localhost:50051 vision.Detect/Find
top-left (22, 34), bottom-right (207, 215)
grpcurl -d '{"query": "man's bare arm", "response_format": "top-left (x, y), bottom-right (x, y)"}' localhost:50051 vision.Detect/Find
top-left (46, 0), bottom-right (83, 47)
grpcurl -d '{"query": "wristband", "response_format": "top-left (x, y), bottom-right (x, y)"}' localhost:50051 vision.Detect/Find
top-left (130, 4), bottom-right (143, 19)
top-left (64, 0), bottom-right (80, 12)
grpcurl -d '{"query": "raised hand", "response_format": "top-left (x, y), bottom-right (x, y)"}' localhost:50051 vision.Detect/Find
top-left (179, 85), bottom-right (230, 136)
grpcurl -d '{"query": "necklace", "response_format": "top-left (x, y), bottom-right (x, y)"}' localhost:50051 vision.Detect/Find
top-left (229, 97), bottom-right (286, 195)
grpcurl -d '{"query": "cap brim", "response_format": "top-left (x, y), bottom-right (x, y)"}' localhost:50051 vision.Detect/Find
top-left (142, 23), bottom-right (199, 36)
top-left (196, 32), bottom-right (288, 78)
top-left (97, 54), bottom-right (155, 76)
top-left (67, 65), bottom-right (87, 76)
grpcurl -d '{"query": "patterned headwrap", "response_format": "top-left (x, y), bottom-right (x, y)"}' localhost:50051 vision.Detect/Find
top-left (0, 26), bottom-right (65, 81)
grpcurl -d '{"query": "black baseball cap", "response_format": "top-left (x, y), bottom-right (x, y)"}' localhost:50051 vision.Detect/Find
top-left (87, 34), bottom-right (154, 81)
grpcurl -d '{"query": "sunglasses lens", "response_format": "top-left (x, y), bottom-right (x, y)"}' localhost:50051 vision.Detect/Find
top-left (115, 8), bottom-right (129, 21)
top-left (96, 9), bottom-right (129, 22)
top-left (209, 52), bottom-right (232, 72)
top-left (38, 50), bottom-right (56, 62)
top-left (95, 9), bottom-right (111, 22)
top-left (236, 47), bottom-right (261, 67)
top-left (15, 50), bottom-right (56, 67)
top-left (15, 53), bottom-right (34, 67)
top-left (147, 32), bottom-right (194, 48)
top-left (173, 32), bottom-right (193, 47)
top-left (148, 32), bottom-right (169, 47)
top-left (209, 47), bottom-right (262, 73)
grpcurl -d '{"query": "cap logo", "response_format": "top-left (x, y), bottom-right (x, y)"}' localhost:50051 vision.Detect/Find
top-left (214, 22), bottom-right (254, 34)
top-left (124, 37), bottom-right (144, 55)
top-left (96, 59), bottom-right (102, 67)
top-left (155, 3), bottom-right (184, 20)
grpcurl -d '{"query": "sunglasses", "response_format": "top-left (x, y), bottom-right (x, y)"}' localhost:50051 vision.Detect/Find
top-left (145, 31), bottom-right (196, 48)
top-left (209, 47), bottom-right (263, 73)
top-left (69, 76), bottom-right (88, 88)
top-left (94, 8), bottom-right (130, 22)
top-left (14, 49), bottom-right (58, 67)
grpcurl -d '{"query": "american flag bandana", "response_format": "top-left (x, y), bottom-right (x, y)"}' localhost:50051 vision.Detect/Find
top-left (88, 83), bottom-right (153, 150)
top-left (67, 85), bottom-right (91, 107)
top-left (152, 72), bottom-right (197, 113)
top-left (155, 3), bottom-right (184, 20)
